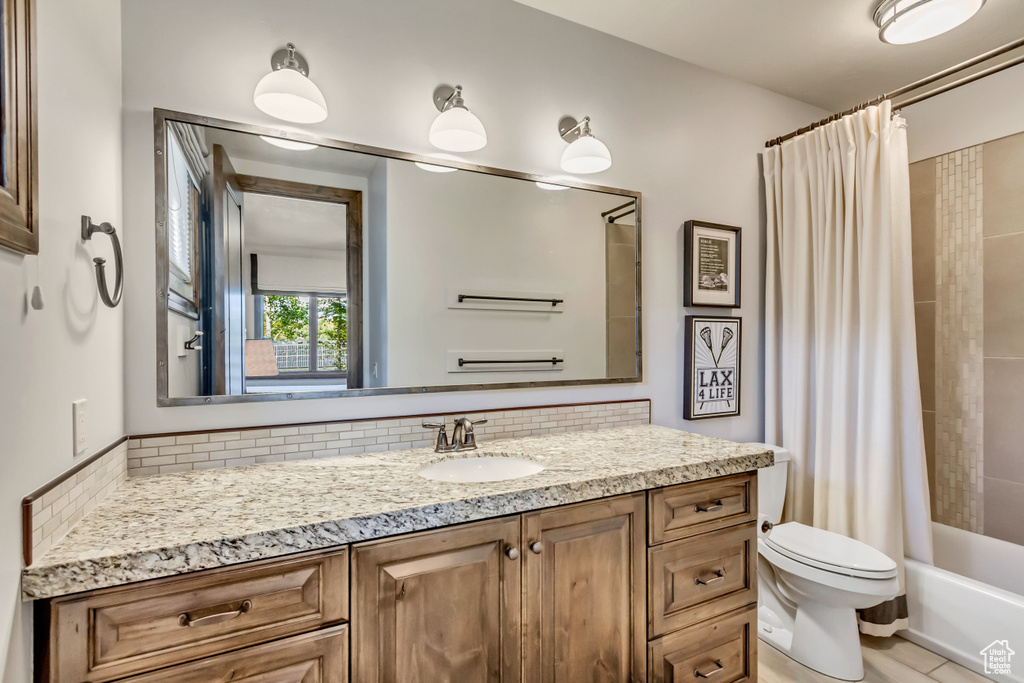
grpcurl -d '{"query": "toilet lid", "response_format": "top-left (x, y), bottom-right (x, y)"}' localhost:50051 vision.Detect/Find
top-left (765, 522), bottom-right (898, 579)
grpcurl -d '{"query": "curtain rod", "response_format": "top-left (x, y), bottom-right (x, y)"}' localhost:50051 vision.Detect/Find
top-left (765, 36), bottom-right (1024, 148)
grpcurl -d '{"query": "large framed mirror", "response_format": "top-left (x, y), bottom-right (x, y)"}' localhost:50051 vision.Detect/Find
top-left (155, 110), bottom-right (642, 405)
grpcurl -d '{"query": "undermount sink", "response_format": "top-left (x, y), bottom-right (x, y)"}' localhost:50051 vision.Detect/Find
top-left (417, 454), bottom-right (545, 483)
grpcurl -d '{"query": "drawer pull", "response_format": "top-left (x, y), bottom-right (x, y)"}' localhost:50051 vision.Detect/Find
top-left (694, 501), bottom-right (724, 513)
top-left (695, 569), bottom-right (727, 586)
top-left (505, 545), bottom-right (520, 560)
top-left (530, 542), bottom-right (543, 554)
top-left (694, 659), bottom-right (724, 678)
top-left (177, 600), bottom-right (252, 628)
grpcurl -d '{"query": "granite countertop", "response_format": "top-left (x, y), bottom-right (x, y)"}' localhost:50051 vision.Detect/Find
top-left (22, 425), bottom-right (773, 600)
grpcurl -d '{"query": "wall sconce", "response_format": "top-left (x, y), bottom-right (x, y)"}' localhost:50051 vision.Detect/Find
top-left (429, 84), bottom-right (487, 152)
top-left (253, 43), bottom-right (328, 124)
top-left (558, 116), bottom-right (611, 174)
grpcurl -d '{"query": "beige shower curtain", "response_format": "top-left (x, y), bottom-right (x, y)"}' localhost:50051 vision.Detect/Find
top-left (763, 101), bottom-right (934, 636)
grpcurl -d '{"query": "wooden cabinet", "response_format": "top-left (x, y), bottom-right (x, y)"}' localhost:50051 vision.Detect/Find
top-left (38, 548), bottom-right (349, 683)
top-left (522, 495), bottom-right (646, 683)
top-left (351, 516), bottom-right (521, 682)
top-left (34, 471), bottom-right (761, 683)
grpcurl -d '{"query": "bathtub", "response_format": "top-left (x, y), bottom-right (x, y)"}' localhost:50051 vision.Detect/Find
top-left (902, 523), bottom-right (1024, 682)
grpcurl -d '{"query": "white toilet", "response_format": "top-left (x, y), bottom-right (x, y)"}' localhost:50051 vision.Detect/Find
top-left (748, 443), bottom-right (900, 681)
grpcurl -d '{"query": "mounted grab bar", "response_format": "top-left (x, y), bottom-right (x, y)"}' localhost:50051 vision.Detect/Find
top-left (81, 216), bottom-right (123, 308)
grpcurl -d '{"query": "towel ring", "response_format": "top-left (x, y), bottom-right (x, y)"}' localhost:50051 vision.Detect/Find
top-left (81, 215), bottom-right (123, 308)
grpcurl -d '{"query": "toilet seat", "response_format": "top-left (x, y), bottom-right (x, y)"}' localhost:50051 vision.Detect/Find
top-left (764, 522), bottom-right (898, 579)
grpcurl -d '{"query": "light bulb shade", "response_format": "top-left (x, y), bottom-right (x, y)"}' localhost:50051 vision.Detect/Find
top-left (415, 161), bottom-right (459, 173)
top-left (259, 135), bottom-right (319, 151)
top-left (253, 68), bottom-right (328, 123)
top-left (429, 107), bottom-right (487, 152)
top-left (560, 135), bottom-right (612, 174)
top-left (875, 0), bottom-right (985, 44)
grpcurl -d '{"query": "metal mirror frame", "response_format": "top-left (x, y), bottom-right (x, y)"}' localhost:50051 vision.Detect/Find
top-left (154, 109), bottom-right (643, 406)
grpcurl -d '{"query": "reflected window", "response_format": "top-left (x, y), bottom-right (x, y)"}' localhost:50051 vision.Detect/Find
top-left (255, 294), bottom-right (347, 375)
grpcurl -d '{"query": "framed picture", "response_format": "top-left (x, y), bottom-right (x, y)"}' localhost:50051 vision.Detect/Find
top-left (0, 0), bottom-right (38, 255)
top-left (684, 220), bottom-right (740, 308)
top-left (684, 315), bottom-right (741, 420)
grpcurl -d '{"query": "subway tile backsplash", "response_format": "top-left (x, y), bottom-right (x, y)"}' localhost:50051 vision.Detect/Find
top-left (126, 400), bottom-right (651, 477)
top-left (28, 440), bottom-right (128, 565)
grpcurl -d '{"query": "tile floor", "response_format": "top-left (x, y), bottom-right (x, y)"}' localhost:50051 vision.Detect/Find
top-left (759, 634), bottom-right (993, 682)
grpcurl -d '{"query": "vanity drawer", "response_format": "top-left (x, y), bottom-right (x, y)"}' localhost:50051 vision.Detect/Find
top-left (119, 623), bottom-right (348, 683)
top-left (648, 473), bottom-right (756, 545)
top-left (44, 548), bottom-right (348, 682)
top-left (648, 523), bottom-right (756, 637)
top-left (648, 606), bottom-right (757, 683)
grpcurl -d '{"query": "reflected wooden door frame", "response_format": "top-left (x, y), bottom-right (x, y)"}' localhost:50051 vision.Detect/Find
top-left (233, 174), bottom-right (364, 390)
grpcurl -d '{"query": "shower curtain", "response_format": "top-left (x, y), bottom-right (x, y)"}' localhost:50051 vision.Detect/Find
top-left (763, 101), bottom-right (933, 636)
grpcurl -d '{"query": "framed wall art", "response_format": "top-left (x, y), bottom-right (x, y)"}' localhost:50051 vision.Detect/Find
top-left (684, 315), bottom-right (741, 420)
top-left (684, 220), bottom-right (740, 308)
top-left (0, 0), bottom-right (38, 255)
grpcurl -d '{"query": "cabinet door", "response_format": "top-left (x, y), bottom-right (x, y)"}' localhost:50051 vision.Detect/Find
top-left (522, 493), bottom-right (646, 683)
top-left (351, 517), bottom-right (521, 682)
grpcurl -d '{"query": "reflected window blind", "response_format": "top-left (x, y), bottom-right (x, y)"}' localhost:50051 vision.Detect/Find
top-left (167, 132), bottom-right (196, 283)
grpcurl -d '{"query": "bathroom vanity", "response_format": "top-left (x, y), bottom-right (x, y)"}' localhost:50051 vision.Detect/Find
top-left (24, 426), bottom-right (771, 682)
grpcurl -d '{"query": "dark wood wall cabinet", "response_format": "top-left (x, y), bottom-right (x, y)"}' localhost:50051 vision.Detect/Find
top-left (34, 473), bottom-right (758, 682)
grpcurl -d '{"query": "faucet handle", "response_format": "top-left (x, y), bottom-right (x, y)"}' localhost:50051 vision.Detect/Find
top-left (470, 418), bottom-right (487, 426)
top-left (422, 422), bottom-right (449, 452)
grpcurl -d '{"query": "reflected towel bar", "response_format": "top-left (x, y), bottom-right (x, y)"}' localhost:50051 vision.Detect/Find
top-left (458, 294), bottom-right (564, 306)
top-left (458, 357), bottom-right (564, 367)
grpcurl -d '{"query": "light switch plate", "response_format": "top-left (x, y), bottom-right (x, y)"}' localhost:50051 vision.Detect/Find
top-left (72, 399), bottom-right (88, 457)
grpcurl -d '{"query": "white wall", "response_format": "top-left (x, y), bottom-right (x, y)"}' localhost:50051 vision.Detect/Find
top-left (384, 159), bottom-right (610, 386)
top-left (0, 1), bottom-right (123, 681)
top-left (903, 62), bottom-right (1024, 162)
top-left (121, 0), bottom-right (825, 437)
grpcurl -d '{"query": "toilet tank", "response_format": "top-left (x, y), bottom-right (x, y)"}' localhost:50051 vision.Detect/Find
top-left (745, 443), bottom-right (791, 524)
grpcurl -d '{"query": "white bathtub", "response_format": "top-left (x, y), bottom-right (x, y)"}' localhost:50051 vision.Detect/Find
top-left (902, 523), bottom-right (1024, 682)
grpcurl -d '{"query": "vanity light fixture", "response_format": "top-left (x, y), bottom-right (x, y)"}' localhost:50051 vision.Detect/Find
top-left (874, 0), bottom-right (985, 44)
top-left (259, 135), bottom-right (319, 151)
top-left (429, 84), bottom-right (487, 152)
top-left (415, 162), bottom-right (459, 173)
top-left (253, 43), bottom-right (328, 124)
top-left (536, 181), bottom-right (570, 191)
top-left (558, 116), bottom-right (612, 174)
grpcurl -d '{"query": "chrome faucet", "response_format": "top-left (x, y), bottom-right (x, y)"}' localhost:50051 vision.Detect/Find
top-left (422, 417), bottom-right (488, 453)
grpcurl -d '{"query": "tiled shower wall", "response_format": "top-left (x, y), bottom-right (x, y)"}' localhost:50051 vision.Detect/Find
top-left (910, 130), bottom-right (1024, 544)
top-left (127, 400), bottom-right (651, 477)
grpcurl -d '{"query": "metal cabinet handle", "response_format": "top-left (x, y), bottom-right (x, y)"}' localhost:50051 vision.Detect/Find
top-left (695, 569), bottom-right (727, 586)
top-left (505, 546), bottom-right (519, 560)
top-left (178, 599), bottom-right (252, 628)
top-left (694, 500), bottom-right (724, 513)
top-left (530, 542), bottom-right (543, 554)
top-left (694, 659), bottom-right (724, 678)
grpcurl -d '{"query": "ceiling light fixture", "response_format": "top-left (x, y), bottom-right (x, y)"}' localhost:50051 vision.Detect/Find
top-left (415, 162), bottom-right (459, 173)
top-left (253, 43), bottom-right (328, 123)
top-left (558, 116), bottom-right (612, 174)
top-left (874, 0), bottom-right (985, 44)
top-left (536, 181), bottom-right (571, 191)
top-left (429, 84), bottom-right (487, 152)
top-left (259, 135), bottom-right (319, 151)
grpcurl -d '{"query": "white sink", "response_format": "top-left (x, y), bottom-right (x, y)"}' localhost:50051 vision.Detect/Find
top-left (417, 455), bottom-right (545, 483)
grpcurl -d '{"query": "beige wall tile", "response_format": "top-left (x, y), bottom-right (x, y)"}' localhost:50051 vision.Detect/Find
top-left (982, 131), bottom-right (1024, 238)
top-left (983, 476), bottom-right (1024, 545)
top-left (984, 358), bottom-right (1024, 483)
top-left (984, 232), bottom-right (1024, 357)
top-left (915, 302), bottom-right (936, 412)
top-left (909, 158), bottom-right (936, 302)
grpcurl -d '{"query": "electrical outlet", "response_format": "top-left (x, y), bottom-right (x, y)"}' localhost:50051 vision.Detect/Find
top-left (72, 399), bottom-right (88, 457)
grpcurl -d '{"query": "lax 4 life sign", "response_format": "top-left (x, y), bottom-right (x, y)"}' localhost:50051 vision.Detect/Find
top-left (684, 316), bottom-right (741, 419)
